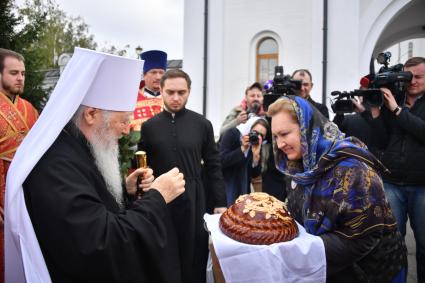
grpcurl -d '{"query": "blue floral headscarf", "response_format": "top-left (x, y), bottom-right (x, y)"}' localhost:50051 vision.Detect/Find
top-left (275, 96), bottom-right (386, 184)
top-left (274, 96), bottom-right (395, 237)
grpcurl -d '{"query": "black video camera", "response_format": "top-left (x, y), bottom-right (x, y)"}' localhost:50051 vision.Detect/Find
top-left (331, 89), bottom-right (383, 114)
top-left (331, 51), bottom-right (412, 114)
top-left (371, 52), bottom-right (412, 96)
top-left (263, 66), bottom-right (302, 111)
top-left (248, 130), bottom-right (260, 145)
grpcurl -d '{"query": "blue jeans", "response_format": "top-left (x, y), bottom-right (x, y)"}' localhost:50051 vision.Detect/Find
top-left (384, 182), bottom-right (425, 283)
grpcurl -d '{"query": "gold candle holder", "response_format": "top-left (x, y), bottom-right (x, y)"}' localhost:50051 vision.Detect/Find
top-left (135, 151), bottom-right (147, 199)
top-left (135, 151), bottom-right (147, 169)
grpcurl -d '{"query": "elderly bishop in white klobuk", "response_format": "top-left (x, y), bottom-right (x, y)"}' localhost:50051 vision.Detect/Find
top-left (5, 48), bottom-right (185, 283)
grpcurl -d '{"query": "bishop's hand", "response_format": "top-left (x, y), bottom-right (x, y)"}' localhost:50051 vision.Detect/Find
top-left (151, 168), bottom-right (185, 204)
top-left (125, 168), bottom-right (154, 195)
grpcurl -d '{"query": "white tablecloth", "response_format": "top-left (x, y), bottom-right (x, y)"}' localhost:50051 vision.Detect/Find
top-left (204, 214), bottom-right (326, 283)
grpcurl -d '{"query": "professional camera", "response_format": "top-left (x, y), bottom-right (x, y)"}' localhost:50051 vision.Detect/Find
top-left (330, 89), bottom-right (383, 114)
top-left (331, 51), bottom-right (412, 114)
top-left (370, 51), bottom-right (412, 97)
top-left (263, 66), bottom-right (302, 111)
top-left (248, 130), bottom-right (260, 145)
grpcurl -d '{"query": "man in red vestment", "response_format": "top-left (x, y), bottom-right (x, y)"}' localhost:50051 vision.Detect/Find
top-left (130, 50), bottom-right (167, 132)
top-left (0, 48), bottom-right (38, 280)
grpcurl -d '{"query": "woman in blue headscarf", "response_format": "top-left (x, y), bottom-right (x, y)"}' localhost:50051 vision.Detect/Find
top-left (268, 96), bottom-right (407, 282)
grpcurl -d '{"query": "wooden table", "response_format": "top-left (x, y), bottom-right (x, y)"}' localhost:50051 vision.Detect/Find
top-left (209, 242), bottom-right (226, 283)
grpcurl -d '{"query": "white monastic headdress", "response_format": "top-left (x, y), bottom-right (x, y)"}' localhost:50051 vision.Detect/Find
top-left (5, 47), bottom-right (144, 283)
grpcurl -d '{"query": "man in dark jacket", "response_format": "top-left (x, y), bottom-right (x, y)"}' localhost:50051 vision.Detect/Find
top-left (374, 56), bottom-right (425, 282)
top-left (292, 69), bottom-right (329, 118)
top-left (138, 69), bottom-right (226, 283)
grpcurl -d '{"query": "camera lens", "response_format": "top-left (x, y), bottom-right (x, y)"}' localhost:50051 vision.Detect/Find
top-left (248, 131), bottom-right (260, 145)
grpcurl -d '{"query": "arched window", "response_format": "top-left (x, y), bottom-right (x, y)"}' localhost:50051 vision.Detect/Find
top-left (256, 38), bottom-right (278, 84)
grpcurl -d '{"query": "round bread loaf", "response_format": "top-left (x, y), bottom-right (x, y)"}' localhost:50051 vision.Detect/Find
top-left (219, 192), bottom-right (298, 245)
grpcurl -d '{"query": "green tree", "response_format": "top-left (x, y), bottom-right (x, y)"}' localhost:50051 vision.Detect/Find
top-left (2, 1), bottom-right (134, 176)
top-left (1, 0), bottom-right (97, 110)
top-left (19, 0), bottom-right (97, 69)
top-left (0, 0), bottom-right (21, 48)
top-left (0, 0), bottom-right (49, 110)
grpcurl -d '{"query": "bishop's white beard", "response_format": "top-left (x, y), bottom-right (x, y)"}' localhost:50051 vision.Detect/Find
top-left (88, 114), bottom-right (123, 207)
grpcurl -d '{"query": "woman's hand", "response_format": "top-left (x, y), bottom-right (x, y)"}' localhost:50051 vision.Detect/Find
top-left (251, 135), bottom-right (262, 163)
top-left (240, 135), bottom-right (250, 153)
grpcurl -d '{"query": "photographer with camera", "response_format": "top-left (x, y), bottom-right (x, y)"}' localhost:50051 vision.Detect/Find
top-left (370, 56), bottom-right (425, 282)
top-left (219, 117), bottom-right (269, 205)
top-left (331, 52), bottom-right (414, 162)
top-left (219, 82), bottom-right (265, 135)
top-left (292, 69), bottom-right (329, 118)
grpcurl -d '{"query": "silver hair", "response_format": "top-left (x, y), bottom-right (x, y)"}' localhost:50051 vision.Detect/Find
top-left (71, 105), bottom-right (87, 129)
top-left (71, 105), bottom-right (123, 206)
top-left (71, 105), bottom-right (113, 128)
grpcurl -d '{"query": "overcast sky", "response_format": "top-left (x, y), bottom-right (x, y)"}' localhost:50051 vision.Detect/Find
top-left (27, 0), bottom-right (185, 59)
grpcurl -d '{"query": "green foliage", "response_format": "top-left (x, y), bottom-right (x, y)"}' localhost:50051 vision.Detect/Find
top-left (0, 0), bottom-right (21, 48)
top-left (1, 0), bottom-right (137, 174)
top-left (19, 0), bottom-right (97, 69)
top-left (1, 0), bottom-right (98, 111)
top-left (19, 52), bottom-right (49, 110)
top-left (119, 131), bottom-right (140, 177)
top-left (0, 0), bottom-right (48, 110)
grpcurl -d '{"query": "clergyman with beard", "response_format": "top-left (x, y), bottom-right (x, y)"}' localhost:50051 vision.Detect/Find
top-left (5, 48), bottom-right (185, 283)
top-left (138, 69), bottom-right (227, 283)
top-left (0, 48), bottom-right (39, 281)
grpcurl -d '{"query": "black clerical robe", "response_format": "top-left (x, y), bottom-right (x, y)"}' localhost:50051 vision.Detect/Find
top-left (23, 124), bottom-right (180, 283)
top-left (138, 108), bottom-right (226, 283)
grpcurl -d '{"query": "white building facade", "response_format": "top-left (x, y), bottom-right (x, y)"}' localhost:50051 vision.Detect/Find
top-left (183, 0), bottom-right (425, 134)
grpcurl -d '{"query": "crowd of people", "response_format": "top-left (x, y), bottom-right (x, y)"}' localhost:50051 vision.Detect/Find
top-left (0, 45), bottom-right (424, 282)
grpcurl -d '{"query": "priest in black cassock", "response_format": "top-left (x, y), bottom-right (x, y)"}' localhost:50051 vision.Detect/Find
top-left (138, 69), bottom-right (227, 283)
top-left (5, 48), bottom-right (186, 283)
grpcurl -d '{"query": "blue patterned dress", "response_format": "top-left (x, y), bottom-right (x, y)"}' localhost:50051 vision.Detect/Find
top-left (274, 96), bottom-right (407, 282)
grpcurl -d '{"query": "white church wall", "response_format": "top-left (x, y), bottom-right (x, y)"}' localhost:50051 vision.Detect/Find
top-left (326, 0), bottom-right (361, 98)
top-left (384, 38), bottom-right (425, 66)
top-left (310, 1), bottom-right (324, 105)
top-left (206, 0), bottom-right (225, 133)
top-left (358, 0), bottom-right (412, 74)
top-left (183, 0), bottom-right (205, 115)
top-left (183, 0), bottom-right (419, 133)
top-left (219, 0), bottom-right (313, 132)
top-left (415, 39), bottom-right (425, 56)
